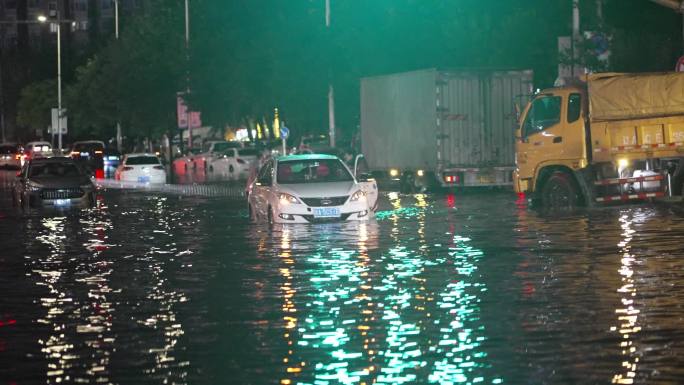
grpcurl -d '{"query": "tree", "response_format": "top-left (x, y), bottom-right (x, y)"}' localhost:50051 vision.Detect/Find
top-left (16, 80), bottom-right (56, 137)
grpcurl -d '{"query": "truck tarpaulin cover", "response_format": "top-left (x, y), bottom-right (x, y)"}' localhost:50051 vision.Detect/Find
top-left (588, 72), bottom-right (684, 121)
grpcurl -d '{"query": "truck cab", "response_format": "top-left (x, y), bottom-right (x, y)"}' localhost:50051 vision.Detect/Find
top-left (515, 72), bottom-right (684, 208)
top-left (514, 87), bottom-right (589, 206)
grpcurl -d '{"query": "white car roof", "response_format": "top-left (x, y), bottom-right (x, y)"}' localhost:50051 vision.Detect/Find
top-left (277, 154), bottom-right (340, 162)
top-left (125, 153), bottom-right (159, 157)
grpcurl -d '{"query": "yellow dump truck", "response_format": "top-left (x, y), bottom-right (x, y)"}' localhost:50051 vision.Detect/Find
top-left (514, 72), bottom-right (684, 207)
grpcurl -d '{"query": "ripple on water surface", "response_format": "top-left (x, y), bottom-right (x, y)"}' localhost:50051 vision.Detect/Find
top-left (1, 185), bottom-right (684, 384)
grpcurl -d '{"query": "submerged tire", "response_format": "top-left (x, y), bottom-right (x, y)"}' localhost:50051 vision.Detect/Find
top-left (541, 171), bottom-right (581, 209)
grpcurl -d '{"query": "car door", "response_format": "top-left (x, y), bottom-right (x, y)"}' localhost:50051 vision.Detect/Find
top-left (251, 160), bottom-right (274, 219)
top-left (517, 93), bottom-right (565, 183)
top-left (354, 154), bottom-right (378, 210)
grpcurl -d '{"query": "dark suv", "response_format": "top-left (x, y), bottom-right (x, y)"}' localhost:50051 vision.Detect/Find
top-left (70, 140), bottom-right (105, 170)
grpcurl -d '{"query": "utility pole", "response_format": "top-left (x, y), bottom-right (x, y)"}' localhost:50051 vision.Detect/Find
top-left (326, 0), bottom-right (336, 148)
top-left (571, 0), bottom-right (580, 77)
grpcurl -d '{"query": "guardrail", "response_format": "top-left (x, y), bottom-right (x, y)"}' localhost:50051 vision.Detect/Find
top-left (95, 179), bottom-right (246, 199)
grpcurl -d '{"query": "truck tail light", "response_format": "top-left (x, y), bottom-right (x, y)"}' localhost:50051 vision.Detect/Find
top-left (237, 158), bottom-right (246, 164)
top-left (123, 166), bottom-right (134, 171)
top-left (153, 165), bottom-right (165, 170)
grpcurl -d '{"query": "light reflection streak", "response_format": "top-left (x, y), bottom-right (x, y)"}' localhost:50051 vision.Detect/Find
top-left (611, 214), bottom-right (640, 385)
top-left (274, 195), bottom-right (500, 384)
top-left (138, 197), bottom-right (189, 383)
top-left (31, 200), bottom-right (118, 384)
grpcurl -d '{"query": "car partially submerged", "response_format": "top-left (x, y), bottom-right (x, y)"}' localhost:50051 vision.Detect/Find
top-left (0, 143), bottom-right (22, 169)
top-left (13, 157), bottom-right (95, 208)
top-left (247, 154), bottom-right (377, 224)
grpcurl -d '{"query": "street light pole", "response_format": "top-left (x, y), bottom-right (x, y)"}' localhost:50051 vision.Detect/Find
top-left (326, 0), bottom-right (336, 148)
top-left (114, 0), bottom-right (122, 152)
top-left (185, 0), bottom-right (192, 151)
top-left (56, 19), bottom-right (62, 152)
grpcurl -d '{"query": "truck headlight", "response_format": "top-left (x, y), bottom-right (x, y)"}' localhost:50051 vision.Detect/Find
top-left (350, 189), bottom-right (367, 202)
top-left (389, 168), bottom-right (399, 178)
top-left (279, 193), bottom-right (300, 205)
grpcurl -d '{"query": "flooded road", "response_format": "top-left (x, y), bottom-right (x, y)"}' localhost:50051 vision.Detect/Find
top-left (1, 170), bottom-right (684, 384)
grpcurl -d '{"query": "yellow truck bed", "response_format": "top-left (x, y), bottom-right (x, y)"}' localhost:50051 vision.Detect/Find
top-left (587, 72), bottom-right (684, 162)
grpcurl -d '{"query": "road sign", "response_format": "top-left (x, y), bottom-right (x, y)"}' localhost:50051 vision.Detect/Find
top-left (677, 56), bottom-right (684, 72)
top-left (280, 126), bottom-right (289, 139)
top-left (50, 108), bottom-right (67, 134)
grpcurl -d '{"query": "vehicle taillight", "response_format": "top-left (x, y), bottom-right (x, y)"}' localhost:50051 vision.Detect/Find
top-left (444, 174), bottom-right (460, 183)
top-left (94, 150), bottom-right (103, 155)
top-left (123, 166), bottom-right (134, 171)
top-left (70, 151), bottom-right (79, 157)
top-left (153, 165), bottom-right (164, 170)
top-left (15, 154), bottom-right (21, 160)
top-left (236, 158), bottom-right (246, 164)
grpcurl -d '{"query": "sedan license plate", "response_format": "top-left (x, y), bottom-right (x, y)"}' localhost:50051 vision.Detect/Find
top-left (54, 199), bottom-right (71, 206)
top-left (313, 207), bottom-right (340, 218)
top-left (138, 176), bottom-right (150, 183)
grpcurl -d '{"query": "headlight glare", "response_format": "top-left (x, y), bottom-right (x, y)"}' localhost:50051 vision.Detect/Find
top-left (279, 193), bottom-right (300, 205)
top-left (350, 189), bottom-right (367, 202)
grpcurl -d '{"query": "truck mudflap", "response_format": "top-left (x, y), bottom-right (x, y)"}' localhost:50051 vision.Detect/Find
top-left (593, 174), bottom-right (669, 203)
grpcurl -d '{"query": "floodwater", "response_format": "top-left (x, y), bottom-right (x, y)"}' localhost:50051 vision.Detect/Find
top-left (1, 170), bottom-right (684, 384)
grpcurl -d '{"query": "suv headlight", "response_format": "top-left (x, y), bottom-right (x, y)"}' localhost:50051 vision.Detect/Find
top-left (279, 193), bottom-right (301, 205)
top-left (349, 189), bottom-right (367, 202)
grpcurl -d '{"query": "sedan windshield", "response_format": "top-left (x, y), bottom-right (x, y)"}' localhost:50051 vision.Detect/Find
top-left (212, 142), bottom-right (242, 152)
top-left (73, 143), bottom-right (104, 153)
top-left (0, 145), bottom-right (18, 154)
top-left (29, 163), bottom-right (82, 178)
top-left (277, 158), bottom-right (353, 184)
top-left (126, 156), bottom-right (160, 165)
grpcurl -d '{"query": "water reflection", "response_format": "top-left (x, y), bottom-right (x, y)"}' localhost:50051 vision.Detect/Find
top-left (612, 213), bottom-right (640, 385)
top-left (268, 194), bottom-right (502, 385)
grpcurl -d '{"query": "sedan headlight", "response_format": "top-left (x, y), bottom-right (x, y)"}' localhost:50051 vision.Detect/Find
top-left (278, 193), bottom-right (301, 205)
top-left (26, 181), bottom-right (42, 192)
top-left (349, 189), bottom-right (367, 202)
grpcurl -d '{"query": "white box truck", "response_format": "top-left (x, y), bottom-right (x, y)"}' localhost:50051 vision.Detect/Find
top-left (360, 68), bottom-right (533, 190)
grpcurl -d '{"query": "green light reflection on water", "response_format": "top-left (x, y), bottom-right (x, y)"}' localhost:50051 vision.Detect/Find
top-left (287, 198), bottom-right (503, 385)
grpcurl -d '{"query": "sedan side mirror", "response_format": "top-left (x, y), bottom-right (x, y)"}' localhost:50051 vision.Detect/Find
top-left (357, 172), bottom-right (372, 182)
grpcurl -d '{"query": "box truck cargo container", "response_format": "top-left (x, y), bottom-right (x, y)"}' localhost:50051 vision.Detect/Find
top-left (360, 68), bottom-right (534, 190)
top-left (515, 72), bottom-right (684, 207)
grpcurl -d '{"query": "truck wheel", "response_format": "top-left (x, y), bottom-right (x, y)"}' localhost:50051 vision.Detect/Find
top-left (541, 171), bottom-right (581, 209)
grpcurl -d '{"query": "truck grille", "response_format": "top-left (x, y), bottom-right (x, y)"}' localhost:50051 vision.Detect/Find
top-left (300, 196), bottom-right (348, 207)
top-left (40, 188), bottom-right (84, 200)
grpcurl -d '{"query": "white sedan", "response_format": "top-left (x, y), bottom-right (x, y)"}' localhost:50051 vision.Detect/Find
top-left (208, 147), bottom-right (259, 180)
top-left (115, 153), bottom-right (167, 184)
top-left (247, 154), bottom-right (374, 224)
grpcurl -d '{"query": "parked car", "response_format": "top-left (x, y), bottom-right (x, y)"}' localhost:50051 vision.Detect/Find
top-left (172, 148), bottom-right (200, 176)
top-left (208, 147), bottom-right (259, 180)
top-left (192, 141), bottom-right (243, 171)
top-left (70, 140), bottom-right (105, 170)
top-left (103, 147), bottom-right (121, 168)
top-left (13, 157), bottom-right (95, 208)
top-left (23, 141), bottom-right (53, 162)
top-left (247, 154), bottom-right (374, 224)
top-left (0, 143), bottom-right (23, 169)
top-left (115, 153), bottom-right (166, 184)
